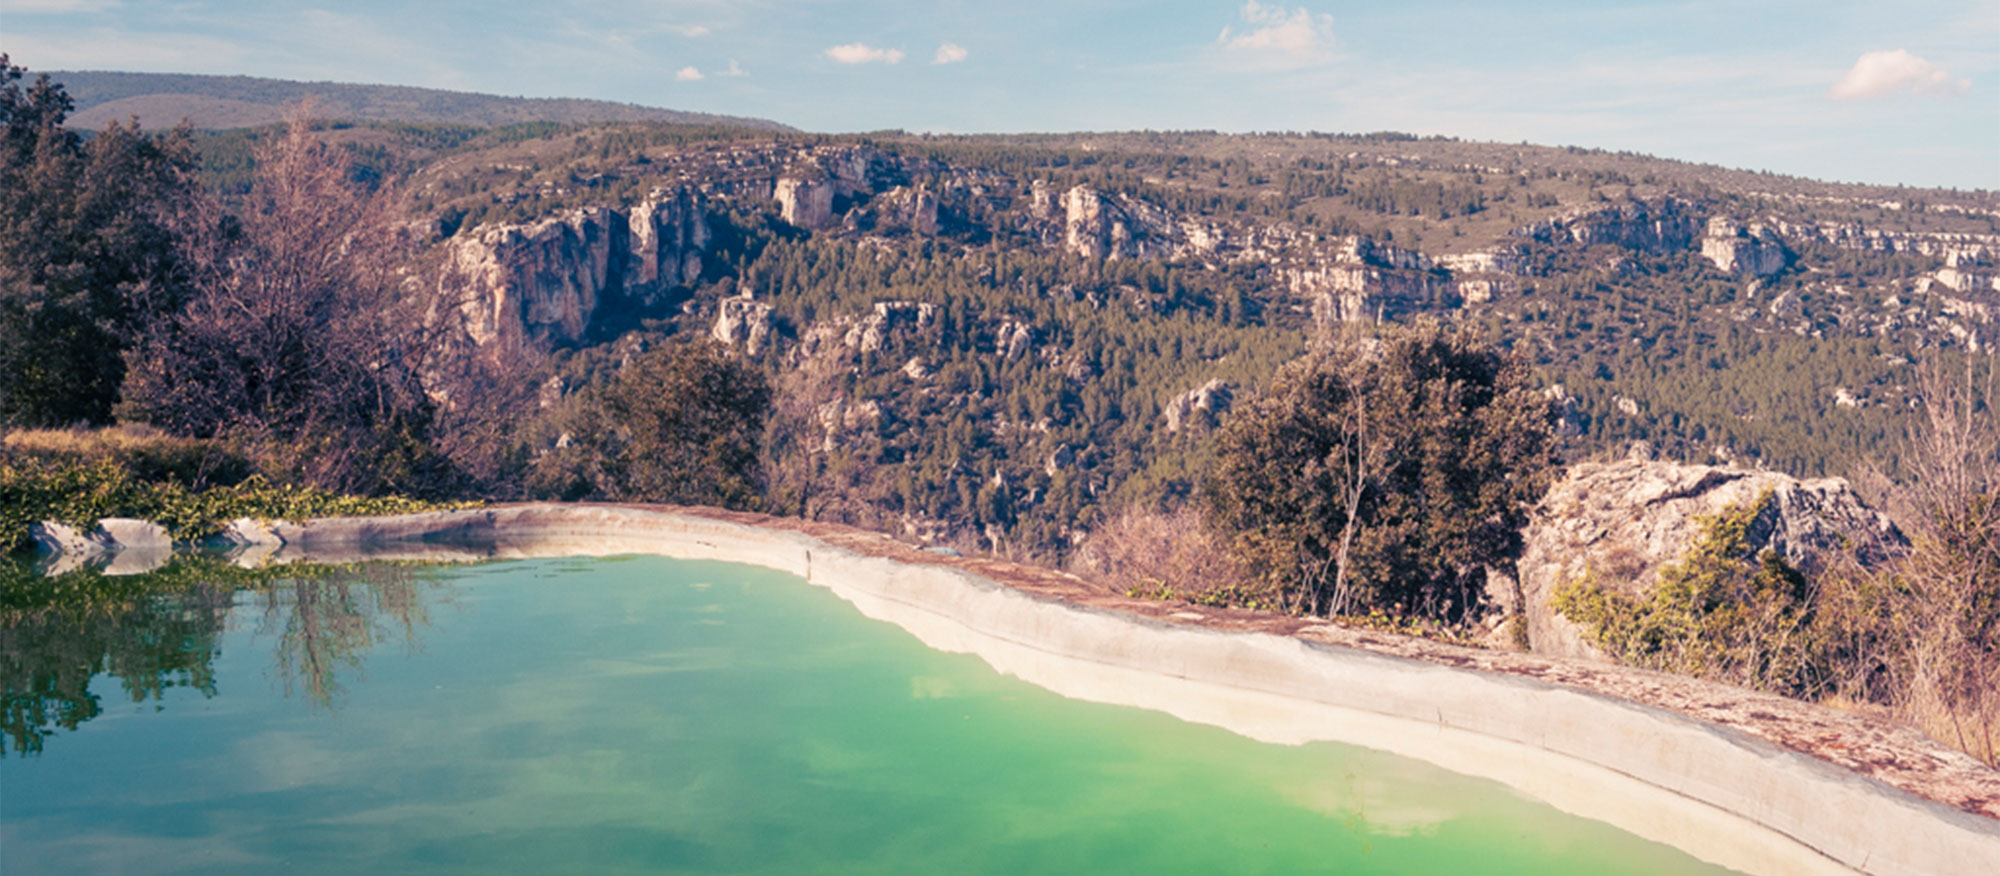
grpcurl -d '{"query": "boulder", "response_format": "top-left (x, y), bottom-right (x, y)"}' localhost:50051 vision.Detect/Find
top-left (97, 518), bottom-right (172, 550)
top-left (1515, 454), bottom-right (1903, 661)
top-left (29, 521), bottom-right (111, 558)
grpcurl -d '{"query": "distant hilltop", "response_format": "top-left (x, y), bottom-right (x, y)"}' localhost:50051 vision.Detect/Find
top-left (45, 70), bottom-right (794, 132)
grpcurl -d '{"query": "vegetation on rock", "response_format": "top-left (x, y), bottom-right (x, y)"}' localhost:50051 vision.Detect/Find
top-left (1555, 490), bottom-right (1821, 693)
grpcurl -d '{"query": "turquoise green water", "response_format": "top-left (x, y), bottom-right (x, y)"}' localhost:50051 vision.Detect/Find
top-left (1, 556), bottom-right (1738, 875)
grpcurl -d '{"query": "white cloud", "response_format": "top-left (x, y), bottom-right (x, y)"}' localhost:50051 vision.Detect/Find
top-left (676, 25), bottom-right (711, 38)
top-left (1830, 49), bottom-right (1968, 100)
top-left (933, 42), bottom-right (968, 65)
top-left (719, 59), bottom-right (747, 78)
top-left (674, 65), bottom-right (704, 81)
top-left (1216, 1), bottom-right (1334, 70)
top-left (825, 43), bottom-right (904, 65)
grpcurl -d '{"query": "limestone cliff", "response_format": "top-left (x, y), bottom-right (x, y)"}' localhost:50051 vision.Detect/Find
top-left (1515, 198), bottom-right (1701, 254)
top-left (1700, 217), bottom-right (1790, 275)
top-left (775, 177), bottom-right (836, 230)
top-left (1285, 237), bottom-right (1452, 325)
top-left (442, 189), bottom-right (711, 353)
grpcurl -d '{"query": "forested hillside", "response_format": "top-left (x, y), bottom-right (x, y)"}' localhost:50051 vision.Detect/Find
top-left (284, 119), bottom-right (1990, 557)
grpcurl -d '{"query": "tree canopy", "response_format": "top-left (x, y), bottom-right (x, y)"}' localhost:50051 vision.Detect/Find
top-left (1208, 319), bottom-right (1557, 621)
top-left (0, 55), bottom-right (200, 427)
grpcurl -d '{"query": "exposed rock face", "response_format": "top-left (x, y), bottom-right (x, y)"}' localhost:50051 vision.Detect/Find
top-left (1935, 249), bottom-right (2000, 294)
top-left (994, 320), bottom-right (1034, 361)
top-left (626, 189), bottom-right (711, 297)
top-left (1438, 247), bottom-right (1528, 275)
top-left (1518, 198), bottom-right (1700, 254)
top-left (1162, 379), bottom-right (1234, 433)
top-left (1514, 456), bottom-right (1904, 661)
top-left (1542, 384), bottom-right (1588, 438)
top-left (444, 191), bottom-right (711, 353)
top-left (814, 397), bottom-right (882, 452)
top-left (808, 301), bottom-right (941, 355)
top-left (775, 177), bottom-right (836, 230)
top-left (879, 186), bottom-right (940, 235)
top-left (1702, 217), bottom-right (1790, 275)
top-left (1287, 237), bottom-right (1451, 325)
top-left (448, 206), bottom-right (616, 348)
top-left (1062, 185), bottom-right (1125, 259)
top-left (711, 295), bottom-right (776, 355)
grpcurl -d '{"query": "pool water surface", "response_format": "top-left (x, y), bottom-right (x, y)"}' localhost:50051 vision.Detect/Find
top-left (0, 555), bottom-right (1739, 874)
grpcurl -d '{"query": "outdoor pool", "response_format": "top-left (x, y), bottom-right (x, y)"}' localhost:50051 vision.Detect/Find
top-left (1, 555), bottom-right (1738, 874)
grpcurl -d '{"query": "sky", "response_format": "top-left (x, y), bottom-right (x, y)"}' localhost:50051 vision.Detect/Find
top-left (4, 0), bottom-right (1996, 189)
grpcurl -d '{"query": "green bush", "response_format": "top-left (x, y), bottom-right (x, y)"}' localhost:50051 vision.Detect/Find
top-left (1554, 490), bottom-right (1822, 694)
top-left (0, 456), bottom-right (465, 553)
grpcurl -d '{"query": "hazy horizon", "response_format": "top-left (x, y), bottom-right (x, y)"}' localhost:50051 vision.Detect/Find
top-left (4, 1), bottom-right (1996, 189)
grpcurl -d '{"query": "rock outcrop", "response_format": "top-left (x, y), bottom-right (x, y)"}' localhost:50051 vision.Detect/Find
top-left (1514, 455), bottom-right (1903, 661)
top-left (1287, 237), bottom-right (1451, 325)
top-left (1061, 185), bottom-right (1130, 260)
top-left (775, 177), bottom-right (836, 230)
top-left (30, 517), bottom-right (176, 575)
top-left (444, 190), bottom-right (711, 353)
top-left (625, 189), bottom-right (711, 297)
top-left (877, 186), bottom-right (940, 235)
top-left (1516, 198), bottom-right (1700, 254)
top-left (1701, 217), bottom-right (1790, 275)
top-left (448, 206), bottom-right (616, 349)
top-left (711, 294), bottom-right (776, 355)
top-left (1162, 380), bottom-right (1234, 433)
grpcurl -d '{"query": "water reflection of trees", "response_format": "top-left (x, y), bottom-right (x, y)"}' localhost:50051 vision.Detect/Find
top-left (254, 564), bottom-right (441, 708)
top-left (1, 559), bottom-right (447, 755)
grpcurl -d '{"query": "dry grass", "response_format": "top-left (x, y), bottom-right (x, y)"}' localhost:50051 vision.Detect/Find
top-left (1068, 506), bottom-right (1266, 606)
top-left (2, 425), bottom-right (249, 487)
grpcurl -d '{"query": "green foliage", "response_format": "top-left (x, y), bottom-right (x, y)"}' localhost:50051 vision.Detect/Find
top-left (1553, 490), bottom-right (1822, 694)
top-left (0, 55), bottom-right (201, 427)
top-left (0, 456), bottom-right (464, 554)
top-left (1209, 319), bottom-right (1558, 621)
top-left (531, 342), bottom-right (772, 509)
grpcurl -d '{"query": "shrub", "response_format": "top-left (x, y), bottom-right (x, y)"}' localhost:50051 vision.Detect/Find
top-left (0, 455), bottom-right (463, 553)
top-left (1069, 506), bottom-right (1262, 607)
top-left (529, 341), bottom-right (771, 510)
top-left (1554, 490), bottom-right (1822, 695)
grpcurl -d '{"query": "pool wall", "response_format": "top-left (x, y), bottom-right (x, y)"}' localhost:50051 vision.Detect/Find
top-left (268, 504), bottom-right (1998, 876)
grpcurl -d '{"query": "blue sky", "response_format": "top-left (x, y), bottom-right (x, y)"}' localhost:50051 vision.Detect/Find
top-left (5, 1), bottom-right (1996, 188)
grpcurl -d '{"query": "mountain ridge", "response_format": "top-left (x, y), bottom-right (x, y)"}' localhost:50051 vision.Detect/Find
top-left (45, 69), bottom-right (793, 132)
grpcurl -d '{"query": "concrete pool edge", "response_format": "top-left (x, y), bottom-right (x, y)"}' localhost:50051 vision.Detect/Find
top-left (264, 503), bottom-right (1999, 876)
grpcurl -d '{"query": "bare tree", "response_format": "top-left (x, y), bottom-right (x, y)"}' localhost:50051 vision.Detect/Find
top-left (1891, 356), bottom-right (1999, 763)
top-left (120, 106), bottom-right (455, 495)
